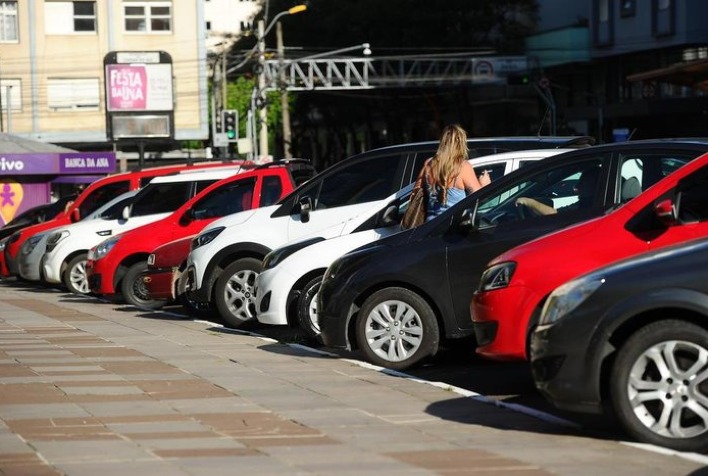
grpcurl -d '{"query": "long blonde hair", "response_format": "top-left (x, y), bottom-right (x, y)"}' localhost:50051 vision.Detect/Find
top-left (428, 124), bottom-right (468, 203)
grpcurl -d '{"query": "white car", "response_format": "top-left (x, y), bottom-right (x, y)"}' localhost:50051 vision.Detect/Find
top-left (17, 190), bottom-right (139, 282)
top-left (186, 148), bottom-right (571, 328)
top-left (253, 148), bottom-right (570, 338)
top-left (42, 168), bottom-right (242, 294)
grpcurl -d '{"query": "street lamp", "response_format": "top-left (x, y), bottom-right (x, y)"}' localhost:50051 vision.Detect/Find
top-left (298, 43), bottom-right (372, 61)
top-left (257, 5), bottom-right (306, 161)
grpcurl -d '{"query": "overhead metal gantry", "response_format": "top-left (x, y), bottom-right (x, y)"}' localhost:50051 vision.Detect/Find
top-left (261, 56), bottom-right (530, 91)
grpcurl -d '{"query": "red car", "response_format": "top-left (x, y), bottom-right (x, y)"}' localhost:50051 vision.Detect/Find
top-left (3, 161), bottom-right (251, 278)
top-left (471, 152), bottom-right (708, 360)
top-left (86, 160), bottom-right (315, 308)
top-left (141, 235), bottom-right (214, 315)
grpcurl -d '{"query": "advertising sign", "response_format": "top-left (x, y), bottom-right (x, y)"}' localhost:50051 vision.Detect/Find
top-left (106, 63), bottom-right (173, 112)
top-left (0, 153), bottom-right (116, 175)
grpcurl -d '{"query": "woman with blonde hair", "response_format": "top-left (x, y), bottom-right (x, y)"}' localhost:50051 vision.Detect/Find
top-left (417, 124), bottom-right (490, 221)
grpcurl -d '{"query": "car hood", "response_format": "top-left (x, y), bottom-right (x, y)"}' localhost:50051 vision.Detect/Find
top-left (200, 206), bottom-right (272, 233)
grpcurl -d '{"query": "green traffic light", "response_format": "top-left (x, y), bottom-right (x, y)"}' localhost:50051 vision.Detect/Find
top-left (226, 130), bottom-right (236, 139)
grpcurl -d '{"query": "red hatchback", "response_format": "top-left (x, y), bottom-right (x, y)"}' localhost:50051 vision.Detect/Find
top-left (471, 152), bottom-right (708, 360)
top-left (86, 160), bottom-right (315, 308)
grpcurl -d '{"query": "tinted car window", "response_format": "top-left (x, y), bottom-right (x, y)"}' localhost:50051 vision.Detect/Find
top-left (132, 182), bottom-right (191, 217)
top-left (99, 195), bottom-right (136, 220)
top-left (678, 168), bottom-right (708, 222)
top-left (259, 176), bottom-right (283, 207)
top-left (476, 159), bottom-right (605, 226)
top-left (192, 179), bottom-right (256, 219)
top-left (314, 156), bottom-right (401, 209)
top-left (78, 180), bottom-right (130, 219)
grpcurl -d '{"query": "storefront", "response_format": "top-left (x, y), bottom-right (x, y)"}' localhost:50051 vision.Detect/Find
top-left (0, 152), bottom-right (116, 226)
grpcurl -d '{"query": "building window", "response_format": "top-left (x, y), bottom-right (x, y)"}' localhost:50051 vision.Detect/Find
top-left (0, 79), bottom-right (21, 111)
top-left (620, 0), bottom-right (636, 17)
top-left (0, 1), bottom-right (18, 42)
top-left (206, 21), bottom-right (211, 31)
top-left (124, 1), bottom-right (171, 32)
top-left (652, 0), bottom-right (674, 37)
top-left (45, 2), bottom-right (97, 34)
top-left (47, 78), bottom-right (100, 111)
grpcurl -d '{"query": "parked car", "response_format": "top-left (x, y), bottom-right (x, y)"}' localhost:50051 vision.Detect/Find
top-left (17, 190), bottom-right (140, 283)
top-left (42, 168), bottom-right (243, 295)
top-left (86, 160), bottom-right (315, 308)
top-left (254, 149), bottom-right (570, 340)
top-left (472, 151), bottom-right (708, 361)
top-left (3, 160), bottom-right (254, 278)
top-left (316, 139), bottom-right (708, 371)
top-left (531, 236), bottom-right (708, 452)
top-left (0, 194), bottom-right (76, 241)
top-left (142, 235), bottom-right (198, 308)
top-left (184, 137), bottom-right (592, 328)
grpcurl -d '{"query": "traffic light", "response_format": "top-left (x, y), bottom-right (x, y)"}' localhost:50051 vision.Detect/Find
top-left (222, 110), bottom-right (237, 142)
top-left (507, 73), bottom-right (530, 85)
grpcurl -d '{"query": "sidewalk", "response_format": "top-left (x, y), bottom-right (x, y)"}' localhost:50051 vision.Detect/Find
top-left (0, 283), bottom-right (705, 476)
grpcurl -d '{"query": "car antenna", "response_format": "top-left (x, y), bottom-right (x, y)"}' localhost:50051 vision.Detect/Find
top-left (627, 128), bottom-right (638, 141)
top-left (536, 106), bottom-right (551, 137)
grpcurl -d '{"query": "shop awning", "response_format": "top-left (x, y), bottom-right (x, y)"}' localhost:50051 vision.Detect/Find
top-left (626, 58), bottom-right (708, 91)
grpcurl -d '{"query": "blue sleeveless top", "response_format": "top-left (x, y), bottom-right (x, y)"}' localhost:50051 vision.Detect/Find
top-left (426, 185), bottom-right (465, 221)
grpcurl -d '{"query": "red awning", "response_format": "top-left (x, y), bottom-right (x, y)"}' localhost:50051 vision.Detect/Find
top-left (626, 58), bottom-right (708, 91)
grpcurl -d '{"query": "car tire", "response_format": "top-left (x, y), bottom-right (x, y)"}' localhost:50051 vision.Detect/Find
top-left (121, 262), bottom-right (166, 310)
top-left (63, 253), bottom-right (90, 294)
top-left (610, 319), bottom-right (708, 452)
top-left (214, 257), bottom-right (261, 328)
top-left (176, 271), bottom-right (216, 319)
top-left (297, 275), bottom-right (324, 343)
top-left (355, 287), bottom-right (439, 371)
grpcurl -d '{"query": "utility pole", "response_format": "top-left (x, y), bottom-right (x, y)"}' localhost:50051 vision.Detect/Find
top-left (221, 49), bottom-right (228, 158)
top-left (257, 19), bottom-right (269, 161)
top-left (277, 22), bottom-right (292, 158)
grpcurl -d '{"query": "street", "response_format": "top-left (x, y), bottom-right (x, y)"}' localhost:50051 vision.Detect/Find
top-left (0, 278), bottom-right (706, 476)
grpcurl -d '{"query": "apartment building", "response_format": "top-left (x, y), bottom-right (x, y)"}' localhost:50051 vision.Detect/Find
top-left (0, 0), bottom-right (210, 152)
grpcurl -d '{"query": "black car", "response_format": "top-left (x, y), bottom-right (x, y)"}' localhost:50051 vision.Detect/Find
top-left (531, 237), bottom-right (708, 453)
top-left (0, 195), bottom-right (76, 242)
top-left (317, 139), bottom-right (708, 371)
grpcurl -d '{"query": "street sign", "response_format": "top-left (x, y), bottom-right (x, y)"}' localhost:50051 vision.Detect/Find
top-left (214, 133), bottom-right (229, 147)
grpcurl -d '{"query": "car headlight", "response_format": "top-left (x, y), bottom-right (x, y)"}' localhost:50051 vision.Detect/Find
top-left (262, 237), bottom-right (325, 271)
top-left (47, 230), bottom-right (70, 246)
top-left (192, 226), bottom-right (225, 250)
top-left (539, 277), bottom-right (604, 326)
top-left (478, 262), bottom-right (517, 292)
top-left (91, 236), bottom-right (121, 260)
top-left (22, 234), bottom-right (45, 255)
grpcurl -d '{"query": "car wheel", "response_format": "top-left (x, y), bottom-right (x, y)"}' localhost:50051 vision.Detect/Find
top-left (610, 319), bottom-right (708, 452)
top-left (176, 271), bottom-right (216, 319)
top-left (63, 253), bottom-right (89, 294)
top-left (121, 262), bottom-right (166, 310)
top-left (355, 287), bottom-right (439, 371)
top-left (214, 257), bottom-right (261, 328)
top-left (297, 276), bottom-right (323, 342)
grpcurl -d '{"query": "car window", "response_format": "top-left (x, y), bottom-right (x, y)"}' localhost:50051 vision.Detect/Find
top-left (191, 178), bottom-right (257, 219)
top-left (618, 153), bottom-right (694, 204)
top-left (312, 156), bottom-right (402, 209)
top-left (472, 163), bottom-right (506, 184)
top-left (98, 195), bottom-right (136, 220)
top-left (259, 175), bottom-right (283, 207)
top-left (678, 167), bottom-right (708, 223)
top-left (78, 180), bottom-right (130, 219)
top-left (131, 182), bottom-right (192, 217)
top-left (476, 159), bottom-right (605, 228)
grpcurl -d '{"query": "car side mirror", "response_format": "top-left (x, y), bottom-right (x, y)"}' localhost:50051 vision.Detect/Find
top-left (458, 200), bottom-right (480, 233)
top-left (299, 196), bottom-right (312, 223)
top-left (654, 198), bottom-right (678, 226)
top-left (121, 205), bottom-right (130, 221)
top-left (381, 204), bottom-right (399, 226)
top-left (180, 208), bottom-right (195, 225)
top-left (70, 208), bottom-right (80, 223)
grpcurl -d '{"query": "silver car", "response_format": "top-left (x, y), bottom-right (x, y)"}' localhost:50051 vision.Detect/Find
top-left (17, 190), bottom-right (138, 283)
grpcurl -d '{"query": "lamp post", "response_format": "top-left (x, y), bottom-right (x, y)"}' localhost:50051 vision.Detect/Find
top-left (257, 5), bottom-right (306, 161)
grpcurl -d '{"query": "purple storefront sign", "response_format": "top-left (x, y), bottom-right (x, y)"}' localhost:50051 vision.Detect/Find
top-left (0, 152), bottom-right (116, 175)
top-left (59, 153), bottom-right (116, 174)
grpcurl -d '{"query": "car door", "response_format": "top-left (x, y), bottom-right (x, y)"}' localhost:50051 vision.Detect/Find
top-left (444, 153), bottom-right (614, 332)
top-left (285, 153), bottom-right (406, 241)
top-left (174, 177), bottom-right (259, 242)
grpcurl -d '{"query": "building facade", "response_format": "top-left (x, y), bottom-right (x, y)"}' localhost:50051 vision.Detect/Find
top-left (0, 0), bottom-right (211, 152)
